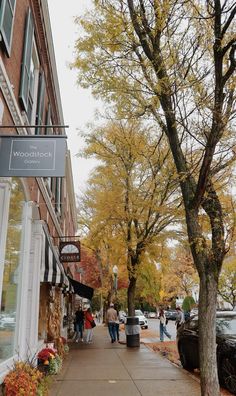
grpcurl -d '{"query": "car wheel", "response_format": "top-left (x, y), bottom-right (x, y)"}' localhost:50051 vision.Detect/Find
top-left (179, 343), bottom-right (195, 371)
top-left (219, 356), bottom-right (236, 395)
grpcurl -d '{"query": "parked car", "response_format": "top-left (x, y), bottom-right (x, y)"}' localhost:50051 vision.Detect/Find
top-left (148, 312), bottom-right (157, 319)
top-left (165, 309), bottom-right (178, 321)
top-left (177, 311), bottom-right (236, 395)
top-left (135, 310), bottom-right (148, 329)
top-left (0, 315), bottom-right (16, 330)
top-left (119, 311), bottom-right (127, 323)
top-left (190, 308), bottom-right (198, 316)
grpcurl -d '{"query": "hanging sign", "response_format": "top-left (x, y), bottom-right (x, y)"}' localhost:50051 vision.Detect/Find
top-left (0, 135), bottom-right (66, 177)
top-left (59, 241), bottom-right (81, 262)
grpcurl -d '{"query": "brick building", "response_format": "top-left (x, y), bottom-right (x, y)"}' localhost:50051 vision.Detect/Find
top-left (0, 0), bottom-right (77, 379)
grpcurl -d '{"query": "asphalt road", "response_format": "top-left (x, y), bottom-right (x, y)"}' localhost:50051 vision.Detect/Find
top-left (146, 318), bottom-right (177, 340)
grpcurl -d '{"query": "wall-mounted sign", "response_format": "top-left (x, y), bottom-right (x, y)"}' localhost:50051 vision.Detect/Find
top-left (59, 241), bottom-right (81, 262)
top-left (0, 135), bottom-right (66, 177)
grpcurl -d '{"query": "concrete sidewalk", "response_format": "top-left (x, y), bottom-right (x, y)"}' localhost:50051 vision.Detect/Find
top-left (49, 324), bottom-right (200, 396)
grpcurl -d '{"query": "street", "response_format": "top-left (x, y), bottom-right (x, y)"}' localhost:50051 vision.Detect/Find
top-left (146, 318), bottom-right (177, 340)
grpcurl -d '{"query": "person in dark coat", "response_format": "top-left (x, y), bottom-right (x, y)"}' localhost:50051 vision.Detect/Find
top-left (75, 307), bottom-right (84, 342)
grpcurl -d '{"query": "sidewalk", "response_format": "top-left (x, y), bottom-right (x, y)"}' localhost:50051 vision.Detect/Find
top-left (49, 324), bottom-right (200, 396)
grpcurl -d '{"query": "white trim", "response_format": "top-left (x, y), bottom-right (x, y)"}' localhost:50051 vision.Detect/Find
top-left (27, 220), bottom-right (44, 355)
top-left (0, 180), bottom-right (11, 311)
top-left (0, 56), bottom-right (26, 134)
top-left (15, 201), bottom-right (33, 360)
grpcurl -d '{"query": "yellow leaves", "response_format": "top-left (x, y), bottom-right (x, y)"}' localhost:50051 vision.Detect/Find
top-left (190, 237), bottom-right (206, 254)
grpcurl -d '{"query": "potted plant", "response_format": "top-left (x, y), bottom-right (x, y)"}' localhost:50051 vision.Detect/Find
top-left (37, 347), bottom-right (62, 376)
top-left (3, 361), bottom-right (44, 395)
top-left (37, 348), bottom-right (57, 374)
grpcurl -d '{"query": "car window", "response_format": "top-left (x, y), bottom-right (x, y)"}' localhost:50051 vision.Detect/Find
top-left (135, 310), bottom-right (143, 316)
top-left (216, 317), bottom-right (236, 335)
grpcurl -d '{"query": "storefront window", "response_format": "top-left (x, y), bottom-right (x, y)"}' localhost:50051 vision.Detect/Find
top-left (0, 179), bottom-right (24, 362)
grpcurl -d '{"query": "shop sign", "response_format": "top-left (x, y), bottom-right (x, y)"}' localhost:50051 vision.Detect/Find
top-left (0, 135), bottom-right (66, 177)
top-left (59, 241), bottom-right (81, 262)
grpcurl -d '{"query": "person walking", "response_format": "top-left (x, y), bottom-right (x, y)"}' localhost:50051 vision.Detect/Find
top-left (74, 307), bottom-right (84, 342)
top-left (175, 306), bottom-right (185, 329)
top-left (84, 308), bottom-right (94, 344)
top-left (106, 303), bottom-right (118, 343)
top-left (158, 308), bottom-right (171, 342)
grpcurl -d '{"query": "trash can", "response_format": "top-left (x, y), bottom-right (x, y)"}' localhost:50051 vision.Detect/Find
top-left (125, 316), bottom-right (140, 347)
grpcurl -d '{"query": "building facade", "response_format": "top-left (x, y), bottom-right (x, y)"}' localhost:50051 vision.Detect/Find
top-left (0, 0), bottom-right (77, 380)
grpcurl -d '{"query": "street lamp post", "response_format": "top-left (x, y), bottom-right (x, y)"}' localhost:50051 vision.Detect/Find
top-left (112, 265), bottom-right (118, 298)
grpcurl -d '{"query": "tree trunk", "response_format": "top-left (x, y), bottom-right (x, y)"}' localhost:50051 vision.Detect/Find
top-left (128, 276), bottom-right (136, 316)
top-left (198, 271), bottom-right (220, 396)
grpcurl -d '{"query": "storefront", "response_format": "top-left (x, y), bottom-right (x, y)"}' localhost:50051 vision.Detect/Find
top-left (39, 226), bottom-right (72, 342)
top-left (0, 178), bottom-right (25, 364)
top-left (0, 177), bottom-right (72, 380)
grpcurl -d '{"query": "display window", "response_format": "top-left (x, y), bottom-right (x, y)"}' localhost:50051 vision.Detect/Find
top-left (0, 179), bottom-right (24, 362)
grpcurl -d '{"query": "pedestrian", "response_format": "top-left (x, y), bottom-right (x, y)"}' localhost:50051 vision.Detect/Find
top-left (158, 308), bottom-right (171, 342)
top-left (84, 307), bottom-right (94, 343)
top-left (175, 306), bottom-right (185, 329)
top-left (74, 306), bottom-right (84, 342)
top-left (97, 310), bottom-right (102, 323)
top-left (106, 303), bottom-right (118, 343)
top-left (114, 303), bottom-right (120, 342)
top-left (184, 310), bottom-right (191, 321)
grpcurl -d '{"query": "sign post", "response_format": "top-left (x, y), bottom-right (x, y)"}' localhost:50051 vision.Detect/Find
top-left (0, 135), bottom-right (66, 177)
top-left (59, 241), bottom-right (81, 262)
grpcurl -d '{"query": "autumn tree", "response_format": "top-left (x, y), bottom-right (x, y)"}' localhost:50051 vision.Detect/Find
top-left (135, 257), bottom-right (161, 308)
top-left (162, 246), bottom-right (199, 301)
top-left (73, 2), bottom-right (236, 394)
top-left (218, 257), bottom-right (236, 308)
top-left (78, 120), bottom-right (180, 314)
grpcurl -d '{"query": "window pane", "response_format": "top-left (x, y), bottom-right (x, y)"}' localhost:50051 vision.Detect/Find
top-left (0, 0), bottom-right (15, 56)
top-left (0, 180), bottom-right (24, 362)
top-left (2, 0), bottom-right (14, 45)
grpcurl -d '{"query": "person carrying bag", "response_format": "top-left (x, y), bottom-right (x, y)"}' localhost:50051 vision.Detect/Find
top-left (84, 308), bottom-right (95, 343)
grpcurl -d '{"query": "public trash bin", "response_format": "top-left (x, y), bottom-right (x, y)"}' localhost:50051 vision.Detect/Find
top-left (125, 316), bottom-right (140, 347)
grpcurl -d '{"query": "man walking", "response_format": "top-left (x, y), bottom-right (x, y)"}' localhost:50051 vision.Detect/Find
top-left (106, 303), bottom-right (118, 343)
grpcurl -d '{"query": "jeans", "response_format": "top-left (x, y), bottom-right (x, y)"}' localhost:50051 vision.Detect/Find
top-left (160, 323), bottom-right (171, 341)
top-left (86, 328), bottom-right (93, 343)
top-left (108, 322), bottom-right (117, 342)
top-left (75, 322), bottom-right (83, 340)
top-left (115, 323), bottom-right (119, 341)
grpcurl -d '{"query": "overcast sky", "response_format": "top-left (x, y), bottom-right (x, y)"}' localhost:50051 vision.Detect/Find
top-left (47, 0), bottom-right (100, 195)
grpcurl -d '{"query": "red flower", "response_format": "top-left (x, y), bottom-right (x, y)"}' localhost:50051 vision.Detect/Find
top-left (37, 348), bottom-right (56, 361)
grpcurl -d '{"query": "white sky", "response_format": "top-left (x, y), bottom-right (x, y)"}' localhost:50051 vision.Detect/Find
top-left (47, 0), bottom-right (100, 196)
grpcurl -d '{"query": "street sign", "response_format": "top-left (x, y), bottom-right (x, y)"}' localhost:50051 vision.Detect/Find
top-left (59, 241), bottom-right (81, 262)
top-left (0, 135), bottom-right (66, 177)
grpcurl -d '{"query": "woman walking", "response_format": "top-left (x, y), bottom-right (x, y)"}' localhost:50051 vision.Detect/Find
top-left (158, 308), bottom-right (171, 342)
top-left (84, 308), bottom-right (94, 344)
top-left (74, 306), bottom-right (84, 342)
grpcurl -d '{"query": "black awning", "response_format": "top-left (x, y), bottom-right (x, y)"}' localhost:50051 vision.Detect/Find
top-left (68, 277), bottom-right (94, 300)
top-left (40, 227), bottom-right (71, 289)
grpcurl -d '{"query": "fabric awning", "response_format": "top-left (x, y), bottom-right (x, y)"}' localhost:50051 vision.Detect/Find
top-left (68, 277), bottom-right (94, 300)
top-left (40, 227), bottom-right (71, 288)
